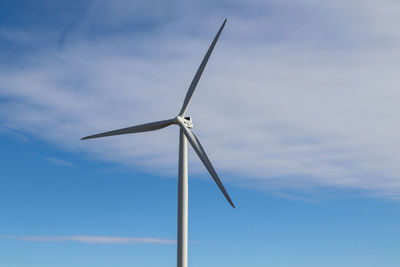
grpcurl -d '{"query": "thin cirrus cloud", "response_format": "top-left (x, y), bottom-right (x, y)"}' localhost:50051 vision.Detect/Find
top-left (1, 236), bottom-right (175, 245)
top-left (0, 0), bottom-right (400, 198)
top-left (47, 157), bottom-right (76, 167)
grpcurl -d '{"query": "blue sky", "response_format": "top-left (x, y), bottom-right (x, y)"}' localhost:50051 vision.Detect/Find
top-left (1, 0), bottom-right (400, 266)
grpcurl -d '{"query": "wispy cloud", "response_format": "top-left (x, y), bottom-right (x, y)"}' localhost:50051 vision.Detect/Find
top-left (47, 157), bottom-right (75, 167)
top-left (0, 0), bottom-right (400, 198)
top-left (1, 236), bottom-right (175, 244)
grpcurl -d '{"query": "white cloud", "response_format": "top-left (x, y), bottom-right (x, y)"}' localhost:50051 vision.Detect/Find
top-left (1, 0), bottom-right (400, 198)
top-left (1, 236), bottom-right (175, 244)
top-left (47, 157), bottom-right (75, 167)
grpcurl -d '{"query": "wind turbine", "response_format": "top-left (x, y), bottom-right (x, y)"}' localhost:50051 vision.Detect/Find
top-left (81, 19), bottom-right (234, 267)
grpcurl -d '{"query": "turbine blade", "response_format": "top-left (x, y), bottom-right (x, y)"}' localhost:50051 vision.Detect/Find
top-left (81, 118), bottom-right (175, 140)
top-left (178, 122), bottom-right (235, 208)
top-left (178, 19), bottom-right (227, 116)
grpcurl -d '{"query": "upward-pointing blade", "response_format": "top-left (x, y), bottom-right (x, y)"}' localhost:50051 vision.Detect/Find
top-left (178, 19), bottom-right (227, 116)
top-left (177, 121), bottom-right (235, 208)
top-left (81, 118), bottom-right (175, 140)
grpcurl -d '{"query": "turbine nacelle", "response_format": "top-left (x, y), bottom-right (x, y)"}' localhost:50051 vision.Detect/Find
top-left (175, 116), bottom-right (193, 129)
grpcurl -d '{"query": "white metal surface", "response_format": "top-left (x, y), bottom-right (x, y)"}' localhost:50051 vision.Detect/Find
top-left (177, 128), bottom-right (188, 267)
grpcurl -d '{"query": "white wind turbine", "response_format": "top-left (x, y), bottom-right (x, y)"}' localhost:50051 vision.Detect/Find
top-left (81, 19), bottom-right (234, 267)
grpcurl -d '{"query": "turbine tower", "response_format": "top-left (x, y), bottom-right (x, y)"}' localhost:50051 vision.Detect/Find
top-left (81, 19), bottom-right (234, 267)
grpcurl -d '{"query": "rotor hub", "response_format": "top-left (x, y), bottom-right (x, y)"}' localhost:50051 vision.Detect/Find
top-left (175, 115), bottom-right (193, 128)
top-left (184, 116), bottom-right (193, 128)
